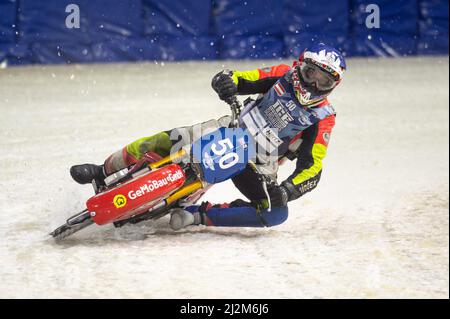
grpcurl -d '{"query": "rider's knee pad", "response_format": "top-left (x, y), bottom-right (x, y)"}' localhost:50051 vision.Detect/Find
top-left (261, 206), bottom-right (289, 227)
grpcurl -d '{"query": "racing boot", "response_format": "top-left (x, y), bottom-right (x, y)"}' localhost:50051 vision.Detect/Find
top-left (70, 163), bottom-right (106, 186)
top-left (169, 208), bottom-right (201, 230)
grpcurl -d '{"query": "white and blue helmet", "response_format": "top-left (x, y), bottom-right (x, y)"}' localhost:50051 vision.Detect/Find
top-left (292, 43), bottom-right (347, 106)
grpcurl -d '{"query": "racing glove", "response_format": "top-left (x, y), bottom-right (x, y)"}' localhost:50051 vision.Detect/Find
top-left (267, 184), bottom-right (291, 208)
top-left (211, 70), bottom-right (238, 104)
top-left (280, 180), bottom-right (302, 202)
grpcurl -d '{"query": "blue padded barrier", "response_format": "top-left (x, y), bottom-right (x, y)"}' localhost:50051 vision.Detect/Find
top-left (213, 0), bottom-right (283, 36)
top-left (220, 35), bottom-right (284, 59)
top-left (0, 0), bottom-right (17, 43)
top-left (93, 36), bottom-right (218, 62)
top-left (0, 0), bottom-right (448, 65)
top-left (27, 42), bottom-right (95, 64)
top-left (143, 0), bottom-right (212, 36)
top-left (23, 36), bottom-right (218, 64)
top-left (283, 0), bottom-right (350, 57)
top-left (418, 0), bottom-right (449, 54)
top-left (0, 43), bottom-right (31, 65)
top-left (350, 0), bottom-right (419, 57)
top-left (18, 0), bottom-right (144, 43)
top-left (213, 0), bottom-right (284, 59)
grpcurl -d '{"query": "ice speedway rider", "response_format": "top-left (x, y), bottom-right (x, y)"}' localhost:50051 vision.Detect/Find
top-left (70, 43), bottom-right (347, 230)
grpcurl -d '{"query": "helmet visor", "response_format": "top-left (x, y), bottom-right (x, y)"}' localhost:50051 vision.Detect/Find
top-left (299, 62), bottom-right (338, 92)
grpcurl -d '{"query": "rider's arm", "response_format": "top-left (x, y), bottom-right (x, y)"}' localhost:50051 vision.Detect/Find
top-left (281, 114), bottom-right (336, 201)
top-left (212, 64), bottom-right (290, 102)
top-left (232, 64), bottom-right (291, 95)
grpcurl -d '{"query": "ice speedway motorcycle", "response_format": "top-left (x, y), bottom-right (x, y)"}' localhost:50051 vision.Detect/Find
top-left (51, 98), bottom-right (273, 240)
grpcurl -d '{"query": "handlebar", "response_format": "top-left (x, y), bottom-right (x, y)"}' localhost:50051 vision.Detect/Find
top-left (228, 96), bottom-right (242, 128)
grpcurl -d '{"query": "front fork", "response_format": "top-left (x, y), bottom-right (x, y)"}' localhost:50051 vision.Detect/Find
top-left (50, 209), bottom-right (93, 240)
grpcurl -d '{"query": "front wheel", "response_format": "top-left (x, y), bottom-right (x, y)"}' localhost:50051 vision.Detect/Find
top-left (50, 209), bottom-right (93, 241)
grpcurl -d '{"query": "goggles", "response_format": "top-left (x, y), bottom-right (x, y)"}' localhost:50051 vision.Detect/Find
top-left (298, 61), bottom-right (338, 92)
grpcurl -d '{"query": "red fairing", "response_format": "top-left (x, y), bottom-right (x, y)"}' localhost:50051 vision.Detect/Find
top-left (86, 164), bottom-right (186, 225)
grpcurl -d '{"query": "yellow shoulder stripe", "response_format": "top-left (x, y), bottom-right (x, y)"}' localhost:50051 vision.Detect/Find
top-left (292, 143), bottom-right (327, 185)
top-left (231, 69), bottom-right (260, 85)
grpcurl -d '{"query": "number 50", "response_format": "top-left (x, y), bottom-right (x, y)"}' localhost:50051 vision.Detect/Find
top-left (211, 138), bottom-right (240, 169)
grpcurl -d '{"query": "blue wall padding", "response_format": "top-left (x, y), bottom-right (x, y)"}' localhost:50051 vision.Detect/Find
top-left (140, 36), bottom-right (218, 60)
top-left (93, 36), bottom-right (218, 62)
top-left (350, 0), bottom-right (419, 56)
top-left (23, 36), bottom-right (218, 64)
top-left (28, 42), bottom-right (95, 64)
top-left (0, 43), bottom-right (31, 65)
top-left (0, 0), bottom-right (448, 65)
top-left (0, 43), bottom-right (11, 62)
top-left (214, 0), bottom-right (284, 58)
top-left (284, 0), bottom-right (350, 57)
top-left (18, 0), bottom-right (144, 43)
top-left (221, 35), bottom-right (284, 59)
top-left (0, 0), bottom-right (16, 43)
top-left (418, 0), bottom-right (449, 54)
top-left (143, 0), bottom-right (212, 36)
top-left (214, 0), bottom-right (283, 36)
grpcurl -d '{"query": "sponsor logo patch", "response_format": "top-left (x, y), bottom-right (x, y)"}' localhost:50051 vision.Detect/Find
top-left (298, 112), bottom-right (312, 126)
top-left (265, 101), bottom-right (294, 130)
top-left (300, 179), bottom-right (318, 194)
top-left (263, 127), bottom-right (283, 147)
top-left (113, 194), bottom-right (127, 209)
top-left (127, 170), bottom-right (184, 200)
top-left (323, 132), bottom-right (330, 145)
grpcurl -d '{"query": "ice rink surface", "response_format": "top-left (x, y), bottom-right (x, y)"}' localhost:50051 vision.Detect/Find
top-left (0, 57), bottom-right (448, 298)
